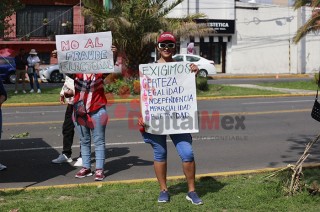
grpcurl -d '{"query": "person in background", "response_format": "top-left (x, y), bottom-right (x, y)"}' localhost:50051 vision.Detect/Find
top-left (0, 80), bottom-right (7, 171)
top-left (138, 32), bottom-right (203, 205)
top-left (73, 45), bottom-right (117, 181)
top-left (51, 50), bottom-right (82, 166)
top-left (27, 49), bottom-right (41, 93)
top-left (14, 48), bottom-right (27, 94)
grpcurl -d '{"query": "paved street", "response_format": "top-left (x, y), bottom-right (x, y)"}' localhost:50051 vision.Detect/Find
top-left (1, 94), bottom-right (319, 189)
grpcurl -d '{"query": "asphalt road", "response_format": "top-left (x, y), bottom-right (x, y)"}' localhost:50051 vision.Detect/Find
top-left (0, 95), bottom-right (319, 189)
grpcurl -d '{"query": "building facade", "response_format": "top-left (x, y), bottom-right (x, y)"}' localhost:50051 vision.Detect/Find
top-left (169, 0), bottom-right (320, 74)
top-left (0, 0), bottom-right (86, 64)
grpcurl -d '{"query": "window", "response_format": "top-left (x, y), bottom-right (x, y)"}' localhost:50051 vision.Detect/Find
top-left (173, 55), bottom-right (184, 62)
top-left (16, 5), bottom-right (73, 37)
top-left (186, 56), bottom-right (200, 62)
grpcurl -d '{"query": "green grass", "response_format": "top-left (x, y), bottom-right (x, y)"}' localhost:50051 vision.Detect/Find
top-left (6, 87), bottom-right (62, 104)
top-left (257, 80), bottom-right (318, 90)
top-left (5, 84), bottom-right (284, 104)
top-left (1, 169), bottom-right (320, 211)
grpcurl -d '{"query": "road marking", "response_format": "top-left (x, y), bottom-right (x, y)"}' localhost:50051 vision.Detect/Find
top-left (3, 110), bottom-right (65, 115)
top-left (3, 108), bottom-right (311, 126)
top-left (0, 137), bottom-right (215, 153)
top-left (242, 100), bottom-right (313, 105)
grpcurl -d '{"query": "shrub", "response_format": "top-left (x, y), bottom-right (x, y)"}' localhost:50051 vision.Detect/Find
top-left (118, 85), bottom-right (131, 96)
top-left (196, 77), bottom-right (209, 91)
top-left (133, 80), bottom-right (140, 94)
top-left (104, 77), bottom-right (140, 95)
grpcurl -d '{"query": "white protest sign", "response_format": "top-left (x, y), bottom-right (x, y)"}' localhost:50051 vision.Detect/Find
top-left (55, 31), bottom-right (114, 73)
top-left (139, 62), bottom-right (199, 135)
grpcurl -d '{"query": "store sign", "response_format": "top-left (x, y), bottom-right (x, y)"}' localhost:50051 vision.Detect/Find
top-left (196, 19), bottom-right (235, 34)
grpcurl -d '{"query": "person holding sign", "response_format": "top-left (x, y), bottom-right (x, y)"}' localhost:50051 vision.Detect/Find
top-left (72, 45), bottom-right (118, 181)
top-left (138, 32), bottom-right (203, 205)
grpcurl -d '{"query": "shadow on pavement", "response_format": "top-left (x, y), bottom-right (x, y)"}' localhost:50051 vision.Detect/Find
top-left (103, 147), bottom-right (153, 177)
top-left (268, 134), bottom-right (320, 167)
top-left (0, 138), bottom-right (76, 188)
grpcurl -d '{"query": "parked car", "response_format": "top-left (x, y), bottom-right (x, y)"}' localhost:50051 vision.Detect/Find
top-left (39, 64), bottom-right (64, 83)
top-left (0, 57), bottom-right (16, 84)
top-left (172, 54), bottom-right (216, 77)
top-left (40, 62), bottom-right (122, 83)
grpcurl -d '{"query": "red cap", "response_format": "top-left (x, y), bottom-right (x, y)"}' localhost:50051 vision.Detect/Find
top-left (158, 32), bottom-right (176, 43)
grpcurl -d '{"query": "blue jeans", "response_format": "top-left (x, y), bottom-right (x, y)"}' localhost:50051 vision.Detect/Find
top-left (28, 72), bottom-right (40, 90)
top-left (142, 133), bottom-right (194, 162)
top-left (74, 107), bottom-right (107, 170)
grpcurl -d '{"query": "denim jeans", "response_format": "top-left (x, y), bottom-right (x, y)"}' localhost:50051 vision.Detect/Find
top-left (28, 72), bottom-right (40, 90)
top-left (74, 107), bottom-right (107, 170)
top-left (142, 133), bottom-right (194, 162)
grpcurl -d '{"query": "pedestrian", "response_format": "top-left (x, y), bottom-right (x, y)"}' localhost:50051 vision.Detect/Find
top-left (51, 75), bottom-right (82, 166)
top-left (0, 79), bottom-right (7, 171)
top-left (27, 49), bottom-right (41, 93)
top-left (14, 48), bottom-right (27, 94)
top-left (138, 32), bottom-right (203, 205)
top-left (72, 45), bottom-right (117, 181)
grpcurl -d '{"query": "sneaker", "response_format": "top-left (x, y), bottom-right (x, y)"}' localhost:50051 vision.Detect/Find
top-left (75, 167), bottom-right (93, 178)
top-left (158, 190), bottom-right (170, 203)
top-left (14, 90), bottom-right (18, 94)
top-left (0, 163), bottom-right (7, 171)
top-left (186, 191), bottom-right (203, 205)
top-left (52, 154), bottom-right (73, 164)
top-left (30, 89), bottom-right (34, 93)
top-left (74, 157), bottom-right (83, 167)
top-left (37, 89), bottom-right (41, 94)
top-left (94, 169), bottom-right (105, 181)
top-left (22, 90), bottom-right (26, 94)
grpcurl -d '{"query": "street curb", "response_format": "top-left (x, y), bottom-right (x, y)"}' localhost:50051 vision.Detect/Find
top-left (1, 163), bottom-right (320, 192)
top-left (2, 93), bottom-right (315, 107)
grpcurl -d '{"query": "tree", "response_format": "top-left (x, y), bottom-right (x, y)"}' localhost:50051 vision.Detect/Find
top-left (293, 0), bottom-right (320, 43)
top-left (82, 0), bottom-right (213, 74)
top-left (0, 0), bottom-right (24, 38)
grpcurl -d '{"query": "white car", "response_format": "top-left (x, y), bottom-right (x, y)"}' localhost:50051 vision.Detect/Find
top-left (173, 54), bottom-right (216, 77)
top-left (39, 63), bottom-right (122, 83)
top-left (39, 64), bottom-right (64, 83)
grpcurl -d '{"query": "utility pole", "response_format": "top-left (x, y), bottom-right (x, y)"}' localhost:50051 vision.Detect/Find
top-left (297, 7), bottom-right (306, 74)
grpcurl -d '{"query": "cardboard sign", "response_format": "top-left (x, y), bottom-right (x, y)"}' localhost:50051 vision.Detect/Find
top-left (139, 62), bottom-right (199, 135)
top-left (55, 31), bottom-right (114, 73)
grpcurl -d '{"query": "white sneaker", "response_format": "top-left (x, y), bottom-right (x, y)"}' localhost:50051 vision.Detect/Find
top-left (74, 157), bottom-right (83, 167)
top-left (52, 154), bottom-right (73, 164)
top-left (30, 89), bottom-right (34, 93)
top-left (37, 89), bottom-right (41, 94)
top-left (0, 163), bottom-right (7, 171)
top-left (14, 90), bottom-right (18, 94)
top-left (22, 90), bottom-right (26, 94)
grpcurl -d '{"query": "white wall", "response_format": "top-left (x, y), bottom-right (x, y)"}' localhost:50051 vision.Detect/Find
top-left (228, 4), bottom-right (320, 74)
top-left (167, 0), bottom-right (235, 19)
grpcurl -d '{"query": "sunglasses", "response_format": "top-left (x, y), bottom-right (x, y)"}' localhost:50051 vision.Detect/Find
top-left (158, 43), bottom-right (175, 49)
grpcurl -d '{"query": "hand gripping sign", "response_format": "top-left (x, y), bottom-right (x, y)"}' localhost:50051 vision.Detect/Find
top-left (56, 31), bottom-right (115, 73)
top-left (139, 62), bottom-right (199, 135)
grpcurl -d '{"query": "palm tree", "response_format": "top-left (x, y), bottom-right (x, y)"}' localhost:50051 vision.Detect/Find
top-left (293, 0), bottom-right (320, 43)
top-left (82, 0), bottom-right (213, 74)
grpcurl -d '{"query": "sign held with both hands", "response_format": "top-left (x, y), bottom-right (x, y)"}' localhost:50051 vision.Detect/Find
top-left (56, 31), bottom-right (115, 73)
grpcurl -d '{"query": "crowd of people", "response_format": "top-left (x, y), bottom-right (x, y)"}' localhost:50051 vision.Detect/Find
top-left (0, 32), bottom-right (203, 205)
